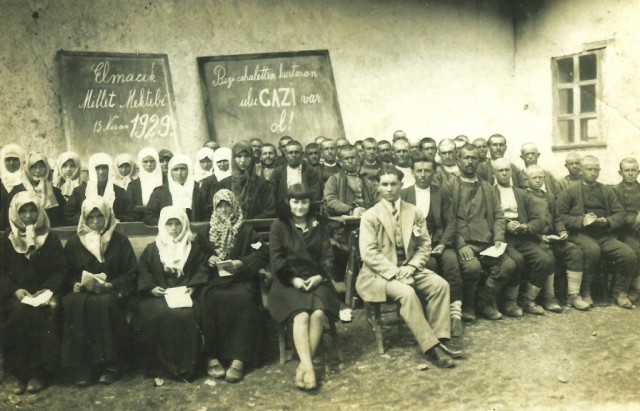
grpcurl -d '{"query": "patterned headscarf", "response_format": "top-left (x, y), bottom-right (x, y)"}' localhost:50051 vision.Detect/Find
top-left (213, 147), bottom-right (232, 181)
top-left (8, 191), bottom-right (50, 259)
top-left (114, 153), bottom-right (138, 190)
top-left (208, 189), bottom-right (244, 260)
top-left (193, 147), bottom-right (215, 184)
top-left (156, 206), bottom-right (193, 276)
top-left (1, 144), bottom-right (26, 193)
top-left (86, 153), bottom-right (116, 208)
top-left (77, 196), bottom-right (117, 263)
top-left (53, 151), bottom-right (82, 198)
top-left (137, 147), bottom-right (163, 205)
top-left (167, 154), bottom-right (195, 211)
top-left (24, 151), bottom-right (59, 210)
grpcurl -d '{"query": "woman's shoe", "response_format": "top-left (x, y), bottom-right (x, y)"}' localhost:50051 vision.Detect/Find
top-left (12, 382), bottom-right (26, 395)
top-left (294, 366), bottom-right (306, 390)
top-left (225, 360), bottom-right (244, 383)
top-left (26, 378), bottom-right (44, 393)
top-left (303, 367), bottom-right (317, 390)
top-left (207, 358), bottom-right (226, 379)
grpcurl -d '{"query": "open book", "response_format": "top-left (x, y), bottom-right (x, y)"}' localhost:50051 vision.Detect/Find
top-left (81, 271), bottom-right (107, 289)
top-left (479, 242), bottom-right (507, 258)
top-left (164, 286), bottom-right (193, 308)
top-left (21, 289), bottom-right (53, 307)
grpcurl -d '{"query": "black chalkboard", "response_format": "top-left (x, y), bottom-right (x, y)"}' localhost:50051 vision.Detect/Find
top-left (57, 51), bottom-right (180, 162)
top-left (197, 50), bottom-right (344, 147)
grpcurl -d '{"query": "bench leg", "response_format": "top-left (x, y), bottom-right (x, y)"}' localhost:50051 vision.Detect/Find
top-left (328, 320), bottom-right (342, 362)
top-left (365, 302), bottom-right (385, 355)
top-left (278, 324), bottom-right (287, 365)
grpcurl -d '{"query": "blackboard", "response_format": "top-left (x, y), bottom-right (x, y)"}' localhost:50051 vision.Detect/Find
top-left (57, 51), bottom-right (180, 162)
top-left (197, 50), bottom-right (344, 147)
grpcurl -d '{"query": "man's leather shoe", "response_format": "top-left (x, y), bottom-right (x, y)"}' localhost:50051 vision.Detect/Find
top-left (543, 296), bottom-right (562, 313)
top-left (426, 345), bottom-right (455, 368)
top-left (451, 318), bottom-right (464, 338)
top-left (503, 300), bottom-right (523, 317)
top-left (567, 294), bottom-right (590, 311)
top-left (478, 302), bottom-right (502, 320)
top-left (461, 307), bottom-right (476, 323)
top-left (614, 293), bottom-right (634, 309)
top-left (439, 341), bottom-right (463, 358)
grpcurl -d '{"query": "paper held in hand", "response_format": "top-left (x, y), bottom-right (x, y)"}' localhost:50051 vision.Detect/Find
top-left (216, 260), bottom-right (233, 277)
top-left (164, 286), bottom-right (193, 308)
top-left (21, 289), bottom-right (54, 307)
top-left (479, 242), bottom-right (507, 258)
top-left (81, 271), bottom-right (107, 288)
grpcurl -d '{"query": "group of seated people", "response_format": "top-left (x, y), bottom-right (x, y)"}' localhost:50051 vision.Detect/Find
top-left (1, 130), bottom-right (640, 394)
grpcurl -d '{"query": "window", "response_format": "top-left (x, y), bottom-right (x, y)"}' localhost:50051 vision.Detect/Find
top-left (552, 50), bottom-right (604, 149)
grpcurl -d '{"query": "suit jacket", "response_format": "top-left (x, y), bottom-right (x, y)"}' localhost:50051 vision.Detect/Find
top-left (527, 189), bottom-right (566, 236)
top-left (477, 160), bottom-right (526, 188)
top-left (450, 177), bottom-right (506, 248)
top-left (324, 171), bottom-right (379, 216)
top-left (433, 165), bottom-right (457, 192)
top-left (492, 185), bottom-right (545, 236)
top-left (356, 200), bottom-right (431, 302)
top-left (401, 185), bottom-right (455, 247)
top-left (269, 163), bottom-right (322, 207)
top-left (612, 181), bottom-right (640, 229)
top-left (555, 181), bottom-right (625, 233)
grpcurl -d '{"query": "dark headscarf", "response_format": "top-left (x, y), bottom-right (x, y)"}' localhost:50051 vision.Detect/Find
top-left (230, 141), bottom-right (256, 215)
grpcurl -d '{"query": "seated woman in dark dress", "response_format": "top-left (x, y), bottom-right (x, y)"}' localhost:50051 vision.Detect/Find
top-left (0, 192), bottom-right (69, 394)
top-left (132, 206), bottom-right (208, 384)
top-left (144, 154), bottom-right (203, 225)
top-left (214, 141), bottom-right (275, 219)
top-left (1, 144), bottom-right (26, 231)
top-left (127, 147), bottom-right (163, 221)
top-left (53, 151), bottom-right (82, 201)
top-left (197, 189), bottom-right (268, 383)
top-left (268, 184), bottom-right (340, 391)
top-left (8, 151), bottom-right (66, 227)
top-left (64, 153), bottom-right (132, 225)
top-left (61, 197), bottom-right (137, 386)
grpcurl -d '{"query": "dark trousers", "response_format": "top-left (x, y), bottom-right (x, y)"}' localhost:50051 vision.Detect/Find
top-left (426, 247), bottom-right (463, 302)
top-left (569, 232), bottom-right (637, 296)
top-left (458, 243), bottom-right (515, 290)
top-left (620, 230), bottom-right (640, 279)
top-left (505, 235), bottom-right (554, 288)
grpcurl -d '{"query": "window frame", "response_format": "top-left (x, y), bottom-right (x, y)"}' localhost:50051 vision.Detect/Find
top-left (551, 49), bottom-right (605, 151)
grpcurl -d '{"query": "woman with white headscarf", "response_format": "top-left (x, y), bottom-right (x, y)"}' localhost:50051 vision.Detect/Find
top-left (9, 151), bottom-right (66, 227)
top-left (64, 152), bottom-right (132, 226)
top-left (113, 153), bottom-right (138, 190)
top-left (213, 147), bottom-right (232, 181)
top-left (1, 192), bottom-right (69, 394)
top-left (144, 154), bottom-right (204, 226)
top-left (61, 197), bottom-right (137, 386)
top-left (197, 189), bottom-right (268, 383)
top-left (127, 147), bottom-right (163, 221)
top-left (1, 144), bottom-right (27, 230)
top-left (132, 206), bottom-right (208, 383)
top-left (193, 147), bottom-right (215, 186)
top-left (53, 151), bottom-right (82, 201)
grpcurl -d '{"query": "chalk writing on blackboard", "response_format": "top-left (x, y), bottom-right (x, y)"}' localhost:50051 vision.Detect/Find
top-left (198, 50), bottom-right (344, 148)
top-left (58, 51), bottom-right (180, 162)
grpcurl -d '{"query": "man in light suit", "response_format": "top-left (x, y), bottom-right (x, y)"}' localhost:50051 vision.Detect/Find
top-left (400, 157), bottom-right (464, 347)
top-left (357, 167), bottom-right (459, 368)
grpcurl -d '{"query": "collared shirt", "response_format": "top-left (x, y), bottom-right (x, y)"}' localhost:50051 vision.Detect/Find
top-left (286, 165), bottom-right (302, 187)
top-left (497, 184), bottom-right (519, 219)
top-left (414, 186), bottom-right (431, 217)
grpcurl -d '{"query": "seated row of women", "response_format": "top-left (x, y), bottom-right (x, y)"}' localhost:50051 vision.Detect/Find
top-left (0, 142), bottom-right (275, 231)
top-left (1, 184), bottom-right (339, 394)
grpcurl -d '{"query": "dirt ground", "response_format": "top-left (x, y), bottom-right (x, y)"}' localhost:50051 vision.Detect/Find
top-left (1, 304), bottom-right (639, 410)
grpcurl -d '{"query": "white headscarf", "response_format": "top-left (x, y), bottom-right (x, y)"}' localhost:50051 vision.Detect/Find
top-left (167, 154), bottom-right (195, 211)
top-left (77, 196), bottom-right (117, 263)
top-left (1, 144), bottom-right (26, 193)
top-left (193, 147), bottom-right (215, 184)
top-left (114, 153), bottom-right (138, 190)
top-left (137, 147), bottom-right (163, 206)
top-left (8, 191), bottom-right (50, 259)
top-left (24, 151), bottom-right (59, 210)
top-left (86, 153), bottom-right (116, 208)
top-left (156, 206), bottom-right (193, 276)
top-left (53, 151), bottom-right (82, 198)
top-left (213, 147), bottom-right (232, 181)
